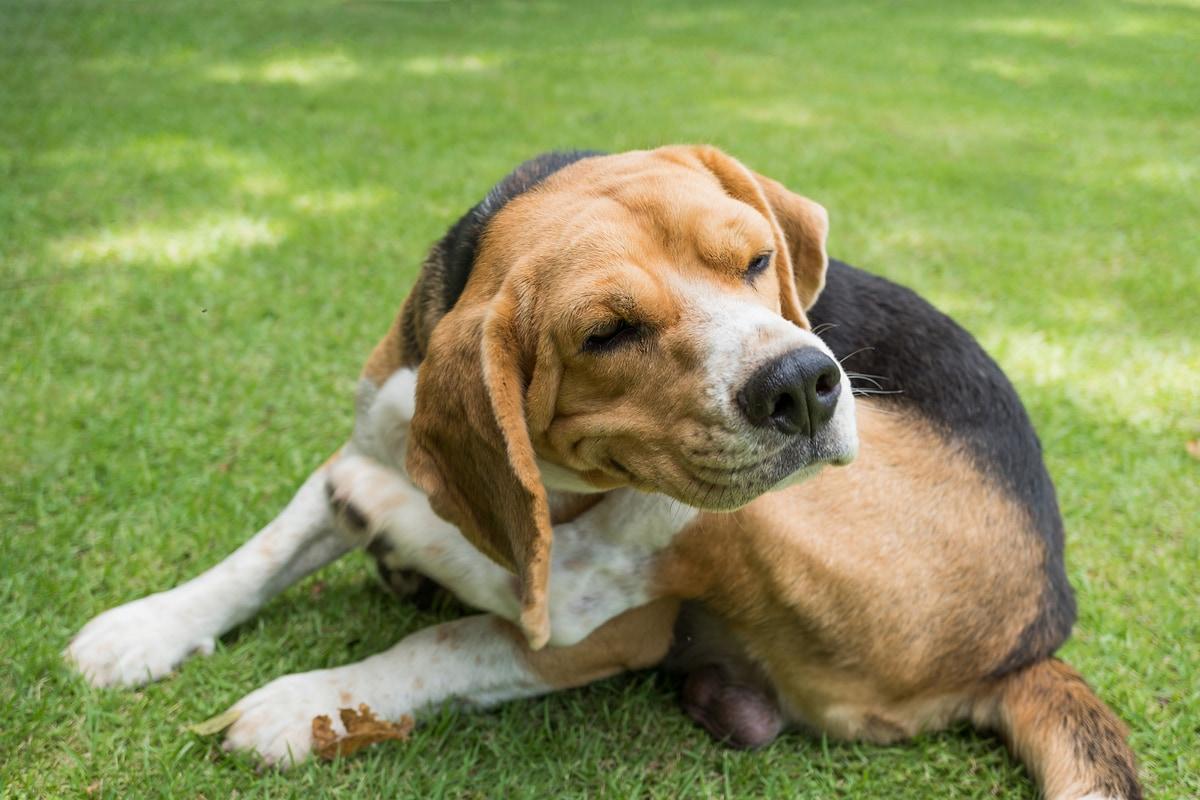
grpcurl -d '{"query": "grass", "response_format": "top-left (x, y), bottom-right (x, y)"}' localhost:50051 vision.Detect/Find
top-left (1, 0), bottom-right (1197, 796)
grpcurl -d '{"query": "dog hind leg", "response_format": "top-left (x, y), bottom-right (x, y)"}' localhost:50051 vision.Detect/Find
top-left (666, 601), bottom-right (786, 750)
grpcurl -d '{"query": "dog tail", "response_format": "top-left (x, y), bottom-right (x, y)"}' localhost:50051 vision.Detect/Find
top-left (973, 658), bottom-right (1141, 800)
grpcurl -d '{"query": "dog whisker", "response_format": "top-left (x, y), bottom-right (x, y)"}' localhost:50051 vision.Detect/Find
top-left (847, 374), bottom-right (885, 391)
top-left (844, 370), bottom-right (890, 381)
top-left (837, 346), bottom-right (876, 365)
top-left (851, 388), bottom-right (903, 397)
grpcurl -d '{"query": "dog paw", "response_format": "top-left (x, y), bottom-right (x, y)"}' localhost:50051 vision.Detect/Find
top-left (66, 593), bottom-right (216, 687)
top-left (325, 455), bottom-right (420, 535)
top-left (222, 670), bottom-right (382, 767)
top-left (325, 470), bottom-right (371, 538)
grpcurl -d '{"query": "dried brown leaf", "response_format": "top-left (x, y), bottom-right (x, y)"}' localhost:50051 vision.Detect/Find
top-left (311, 703), bottom-right (413, 760)
top-left (1186, 439), bottom-right (1200, 460)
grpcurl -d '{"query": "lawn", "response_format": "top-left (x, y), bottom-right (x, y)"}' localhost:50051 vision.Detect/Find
top-left (1, 0), bottom-right (1197, 797)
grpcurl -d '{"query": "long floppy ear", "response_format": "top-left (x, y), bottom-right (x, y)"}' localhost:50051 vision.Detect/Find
top-left (405, 288), bottom-right (555, 649)
top-left (686, 146), bottom-right (830, 328)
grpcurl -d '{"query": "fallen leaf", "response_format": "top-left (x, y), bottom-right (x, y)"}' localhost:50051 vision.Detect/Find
top-left (85, 780), bottom-right (101, 796)
top-left (187, 708), bottom-right (242, 736)
top-left (1186, 440), bottom-right (1200, 460)
top-left (312, 704), bottom-right (413, 760)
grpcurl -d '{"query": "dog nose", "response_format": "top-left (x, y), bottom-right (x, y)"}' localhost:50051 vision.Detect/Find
top-left (737, 348), bottom-right (842, 436)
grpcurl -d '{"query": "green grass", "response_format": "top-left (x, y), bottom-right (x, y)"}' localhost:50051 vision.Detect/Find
top-left (2, 0), bottom-right (1197, 796)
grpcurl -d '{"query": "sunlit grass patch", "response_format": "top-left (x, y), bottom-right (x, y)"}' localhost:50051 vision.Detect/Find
top-left (399, 53), bottom-right (499, 76)
top-left (989, 328), bottom-right (1198, 433)
top-left (206, 53), bottom-right (363, 86)
top-left (52, 214), bottom-right (284, 270)
top-left (962, 12), bottom-right (1181, 41)
top-left (292, 187), bottom-right (391, 215)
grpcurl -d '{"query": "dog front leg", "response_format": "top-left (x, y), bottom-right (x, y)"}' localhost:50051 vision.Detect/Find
top-left (67, 457), bottom-right (353, 687)
top-left (223, 600), bottom-right (679, 766)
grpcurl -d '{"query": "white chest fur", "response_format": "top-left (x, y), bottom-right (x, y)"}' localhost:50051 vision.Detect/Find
top-left (339, 367), bottom-right (696, 647)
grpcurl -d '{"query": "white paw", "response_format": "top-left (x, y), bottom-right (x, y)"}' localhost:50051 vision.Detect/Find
top-left (222, 669), bottom-right (381, 767)
top-left (326, 455), bottom-right (401, 525)
top-left (65, 592), bottom-right (216, 687)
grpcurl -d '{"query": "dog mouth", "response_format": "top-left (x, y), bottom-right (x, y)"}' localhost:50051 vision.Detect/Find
top-left (585, 417), bottom-right (857, 508)
top-left (670, 436), bottom-right (854, 511)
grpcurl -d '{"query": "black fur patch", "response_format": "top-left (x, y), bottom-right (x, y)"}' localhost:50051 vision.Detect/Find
top-left (808, 261), bottom-right (1076, 675)
top-left (439, 150), bottom-right (606, 310)
top-left (398, 150), bottom-right (604, 362)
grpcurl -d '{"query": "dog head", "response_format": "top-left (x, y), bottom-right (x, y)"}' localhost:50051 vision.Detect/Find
top-left (404, 146), bottom-right (858, 646)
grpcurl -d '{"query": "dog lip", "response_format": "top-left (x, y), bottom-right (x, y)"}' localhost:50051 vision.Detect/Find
top-left (677, 451), bottom-right (823, 510)
top-left (693, 435), bottom-right (856, 500)
top-left (681, 446), bottom-right (788, 475)
top-left (607, 457), bottom-right (633, 479)
top-left (829, 450), bottom-right (856, 467)
top-left (813, 429), bottom-right (859, 468)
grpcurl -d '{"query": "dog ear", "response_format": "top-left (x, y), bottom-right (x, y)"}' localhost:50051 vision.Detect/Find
top-left (751, 171), bottom-right (829, 321)
top-left (684, 146), bottom-right (829, 328)
top-left (405, 288), bottom-right (555, 649)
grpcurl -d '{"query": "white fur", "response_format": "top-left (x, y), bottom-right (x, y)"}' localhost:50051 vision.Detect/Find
top-left (223, 614), bottom-right (545, 766)
top-left (68, 370), bottom-right (424, 688)
top-left (337, 368), bottom-right (695, 646)
top-left (326, 455), bottom-right (523, 621)
top-left (66, 360), bottom-right (691, 763)
top-left (352, 370), bottom-right (419, 470)
top-left (683, 282), bottom-right (858, 465)
top-left (547, 489), bottom-right (691, 645)
top-left (327, 454), bottom-right (694, 647)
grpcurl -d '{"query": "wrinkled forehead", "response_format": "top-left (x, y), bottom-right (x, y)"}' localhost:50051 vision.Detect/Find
top-left (475, 151), bottom-right (774, 292)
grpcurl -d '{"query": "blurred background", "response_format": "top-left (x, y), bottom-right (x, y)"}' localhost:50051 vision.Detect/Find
top-left (2, 1), bottom-right (1196, 797)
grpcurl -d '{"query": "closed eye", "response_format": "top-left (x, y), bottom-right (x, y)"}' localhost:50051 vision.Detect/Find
top-left (582, 319), bottom-right (641, 353)
top-left (745, 251), bottom-right (773, 282)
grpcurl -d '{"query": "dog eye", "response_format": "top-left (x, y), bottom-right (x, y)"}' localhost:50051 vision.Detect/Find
top-left (583, 319), bottom-right (640, 353)
top-left (746, 252), bottom-right (773, 281)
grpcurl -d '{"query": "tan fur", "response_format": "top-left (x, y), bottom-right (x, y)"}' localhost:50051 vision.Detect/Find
top-left (360, 308), bottom-right (412, 386)
top-left (660, 145), bottom-right (827, 327)
top-left (360, 146), bottom-right (1138, 797)
top-left (405, 293), bottom-right (555, 647)
top-left (654, 403), bottom-right (1043, 736)
top-left (974, 659), bottom-right (1140, 800)
top-left (399, 147), bottom-right (831, 646)
top-left (513, 599), bottom-right (681, 689)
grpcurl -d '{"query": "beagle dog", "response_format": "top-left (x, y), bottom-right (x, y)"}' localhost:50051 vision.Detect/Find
top-left (67, 146), bottom-right (1140, 800)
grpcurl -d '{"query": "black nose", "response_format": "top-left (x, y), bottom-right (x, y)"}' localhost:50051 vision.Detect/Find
top-left (737, 348), bottom-right (842, 436)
